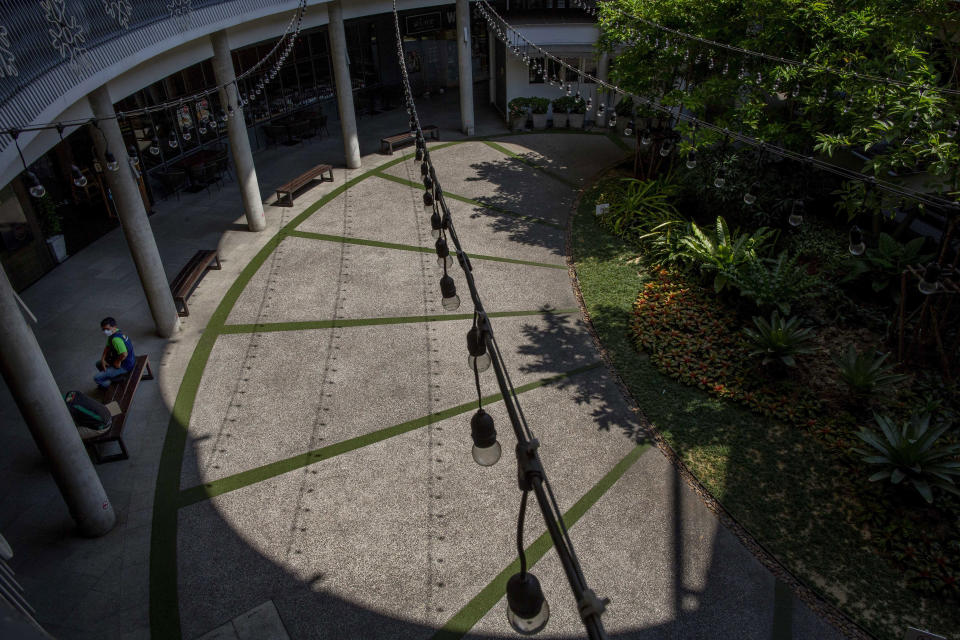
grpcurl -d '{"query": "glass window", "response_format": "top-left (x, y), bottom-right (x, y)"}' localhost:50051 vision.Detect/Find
top-left (583, 56), bottom-right (597, 83)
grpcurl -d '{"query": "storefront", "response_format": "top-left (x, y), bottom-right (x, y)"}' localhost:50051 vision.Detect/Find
top-left (2, 3), bottom-right (487, 292)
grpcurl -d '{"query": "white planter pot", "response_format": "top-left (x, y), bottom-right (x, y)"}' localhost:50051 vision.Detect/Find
top-left (46, 234), bottom-right (67, 263)
top-left (531, 113), bottom-right (548, 129)
top-left (511, 116), bottom-right (527, 131)
top-left (568, 113), bottom-right (585, 129)
top-left (552, 113), bottom-right (568, 129)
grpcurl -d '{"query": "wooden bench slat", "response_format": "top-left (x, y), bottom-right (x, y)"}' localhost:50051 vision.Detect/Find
top-left (170, 249), bottom-right (220, 317)
top-left (380, 125), bottom-right (439, 154)
top-left (275, 164), bottom-right (333, 206)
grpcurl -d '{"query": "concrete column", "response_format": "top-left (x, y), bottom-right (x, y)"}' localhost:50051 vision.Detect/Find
top-left (456, 0), bottom-right (475, 136)
top-left (328, 0), bottom-right (361, 169)
top-left (0, 266), bottom-right (116, 537)
top-left (88, 86), bottom-right (180, 339)
top-left (210, 30), bottom-right (267, 232)
top-left (597, 51), bottom-right (610, 126)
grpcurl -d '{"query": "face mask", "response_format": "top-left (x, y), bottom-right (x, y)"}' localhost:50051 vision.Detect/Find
top-left (103, 329), bottom-right (113, 335)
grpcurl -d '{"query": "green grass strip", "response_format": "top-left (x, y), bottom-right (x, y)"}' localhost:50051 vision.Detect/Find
top-left (286, 229), bottom-right (567, 269)
top-left (219, 308), bottom-right (579, 334)
top-left (371, 171), bottom-right (564, 229)
top-left (481, 140), bottom-right (579, 188)
top-left (177, 362), bottom-right (602, 507)
top-left (431, 442), bottom-right (649, 640)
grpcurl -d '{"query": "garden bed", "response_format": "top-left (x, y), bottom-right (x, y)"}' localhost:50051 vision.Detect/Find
top-left (571, 174), bottom-right (959, 640)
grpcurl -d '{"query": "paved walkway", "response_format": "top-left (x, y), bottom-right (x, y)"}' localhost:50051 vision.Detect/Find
top-left (1, 96), bottom-right (847, 640)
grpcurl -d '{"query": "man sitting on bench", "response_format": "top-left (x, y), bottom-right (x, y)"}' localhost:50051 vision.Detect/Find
top-left (94, 317), bottom-right (136, 389)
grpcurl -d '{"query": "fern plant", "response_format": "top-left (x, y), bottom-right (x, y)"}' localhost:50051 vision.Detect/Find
top-left (853, 413), bottom-right (960, 504)
top-left (724, 251), bottom-right (815, 315)
top-left (678, 216), bottom-right (775, 292)
top-left (834, 345), bottom-right (910, 396)
top-left (743, 310), bottom-right (817, 366)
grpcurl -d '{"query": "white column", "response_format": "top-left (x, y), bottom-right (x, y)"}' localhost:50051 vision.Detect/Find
top-left (211, 30), bottom-right (267, 233)
top-left (328, 0), bottom-right (361, 169)
top-left (456, 0), bottom-right (475, 136)
top-left (0, 266), bottom-right (116, 537)
top-left (88, 86), bottom-right (181, 339)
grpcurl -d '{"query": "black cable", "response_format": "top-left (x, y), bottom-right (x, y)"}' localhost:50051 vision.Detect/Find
top-left (517, 489), bottom-right (529, 576)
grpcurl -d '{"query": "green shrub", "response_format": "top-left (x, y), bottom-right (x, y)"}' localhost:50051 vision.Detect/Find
top-left (834, 345), bottom-right (910, 397)
top-left (552, 96), bottom-right (582, 114)
top-left (743, 310), bottom-right (817, 367)
top-left (677, 216), bottom-right (775, 292)
top-left (614, 96), bottom-right (635, 116)
top-left (508, 97), bottom-right (529, 119)
top-left (853, 413), bottom-right (960, 504)
top-left (528, 97), bottom-right (550, 114)
top-left (724, 251), bottom-right (816, 315)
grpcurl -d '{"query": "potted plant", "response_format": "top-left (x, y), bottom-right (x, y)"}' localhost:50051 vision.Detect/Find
top-left (551, 96), bottom-right (572, 128)
top-left (529, 97), bottom-right (550, 129)
top-left (567, 96), bottom-right (586, 129)
top-left (508, 98), bottom-right (529, 131)
top-left (36, 194), bottom-right (67, 263)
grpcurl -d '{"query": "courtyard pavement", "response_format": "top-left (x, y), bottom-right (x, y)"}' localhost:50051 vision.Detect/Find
top-left (1, 92), bottom-right (848, 640)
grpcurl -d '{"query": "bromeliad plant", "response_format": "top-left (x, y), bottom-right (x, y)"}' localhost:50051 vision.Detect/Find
top-left (743, 310), bottom-right (817, 367)
top-left (599, 175), bottom-right (683, 242)
top-left (853, 413), bottom-right (960, 504)
top-left (678, 216), bottom-right (775, 292)
top-left (834, 345), bottom-right (911, 397)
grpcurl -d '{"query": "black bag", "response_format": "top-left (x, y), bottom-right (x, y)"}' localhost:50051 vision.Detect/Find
top-left (64, 391), bottom-right (112, 431)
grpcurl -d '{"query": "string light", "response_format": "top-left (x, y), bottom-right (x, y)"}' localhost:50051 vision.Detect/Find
top-left (849, 225), bottom-right (866, 256)
top-left (788, 199), bottom-right (804, 226)
top-left (397, 3), bottom-right (610, 637)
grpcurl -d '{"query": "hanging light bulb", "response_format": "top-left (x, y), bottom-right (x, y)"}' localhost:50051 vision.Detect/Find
top-left (713, 167), bottom-right (726, 188)
top-left (842, 97), bottom-right (854, 114)
top-left (439, 275), bottom-right (461, 311)
top-left (423, 189), bottom-right (434, 211)
top-left (872, 102), bottom-right (886, 120)
top-left (127, 145), bottom-right (139, 167)
top-left (585, 97), bottom-right (592, 113)
top-left (737, 66), bottom-right (747, 81)
top-left (565, 83), bottom-right (571, 96)
top-left (71, 165), bottom-right (87, 187)
top-left (791, 82), bottom-right (801, 98)
top-left (848, 225), bottom-right (866, 256)
top-left (788, 199), bottom-right (804, 226)
top-left (743, 182), bottom-right (757, 205)
top-left (220, 110), bottom-right (229, 123)
top-left (208, 117), bottom-right (218, 130)
top-left (908, 112), bottom-right (920, 129)
top-left (918, 262), bottom-right (941, 295)
top-left (466, 325), bottom-right (492, 373)
top-left (608, 112), bottom-right (617, 128)
top-left (105, 151), bottom-right (120, 172)
top-left (946, 119), bottom-right (959, 139)
top-left (415, 146), bottom-right (424, 162)
top-left (430, 210), bottom-right (444, 239)
top-left (708, 57), bottom-right (715, 70)
top-left (423, 175), bottom-right (434, 192)
top-left (685, 150), bottom-right (697, 169)
top-left (624, 120), bottom-right (634, 137)
top-left (659, 138), bottom-right (673, 157)
top-left (421, 162), bottom-right (430, 178)
top-left (182, 128), bottom-right (192, 142)
top-left (640, 128), bottom-right (652, 146)
top-left (435, 236), bottom-right (454, 268)
top-left (597, 103), bottom-right (605, 118)
top-left (470, 409), bottom-right (501, 466)
top-left (755, 71), bottom-right (763, 84)
top-left (149, 136), bottom-right (161, 155)
top-left (506, 572), bottom-right (550, 635)
top-left (25, 171), bottom-right (45, 198)
top-left (722, 62), bottom-right (729, 75)
top-left (198, 123), bottom-right (207, 135)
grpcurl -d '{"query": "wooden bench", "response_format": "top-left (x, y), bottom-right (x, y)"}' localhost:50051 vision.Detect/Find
top-left (83, 355), bottom-right (154, 464)
top-left (380, 125), bottom-right (440, 155)
top-left (171, 249), bottom-right (221, 317)
top-left (275, 164), bottom-right (334, 206)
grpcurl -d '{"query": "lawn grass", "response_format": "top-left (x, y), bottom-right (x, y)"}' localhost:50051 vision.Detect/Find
top-left (570, 180), bottom-right (957, 640)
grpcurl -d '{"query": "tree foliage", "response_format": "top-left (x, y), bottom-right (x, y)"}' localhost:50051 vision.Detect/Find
top-left (598, 0), bottom-right (960, 213)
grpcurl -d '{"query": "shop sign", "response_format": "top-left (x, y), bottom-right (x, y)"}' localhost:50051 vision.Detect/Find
top-left (405, 11), bottom-right (441, 34)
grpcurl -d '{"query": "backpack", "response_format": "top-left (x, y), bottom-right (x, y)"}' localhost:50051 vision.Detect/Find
top-left (64, 391), bottom-right (112, 431)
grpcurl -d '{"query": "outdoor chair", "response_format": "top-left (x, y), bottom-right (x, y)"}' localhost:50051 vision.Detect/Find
top-left (214, 153), bottom-right (232, 182)
top-left (309, 114), bottom-right (329, 138)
